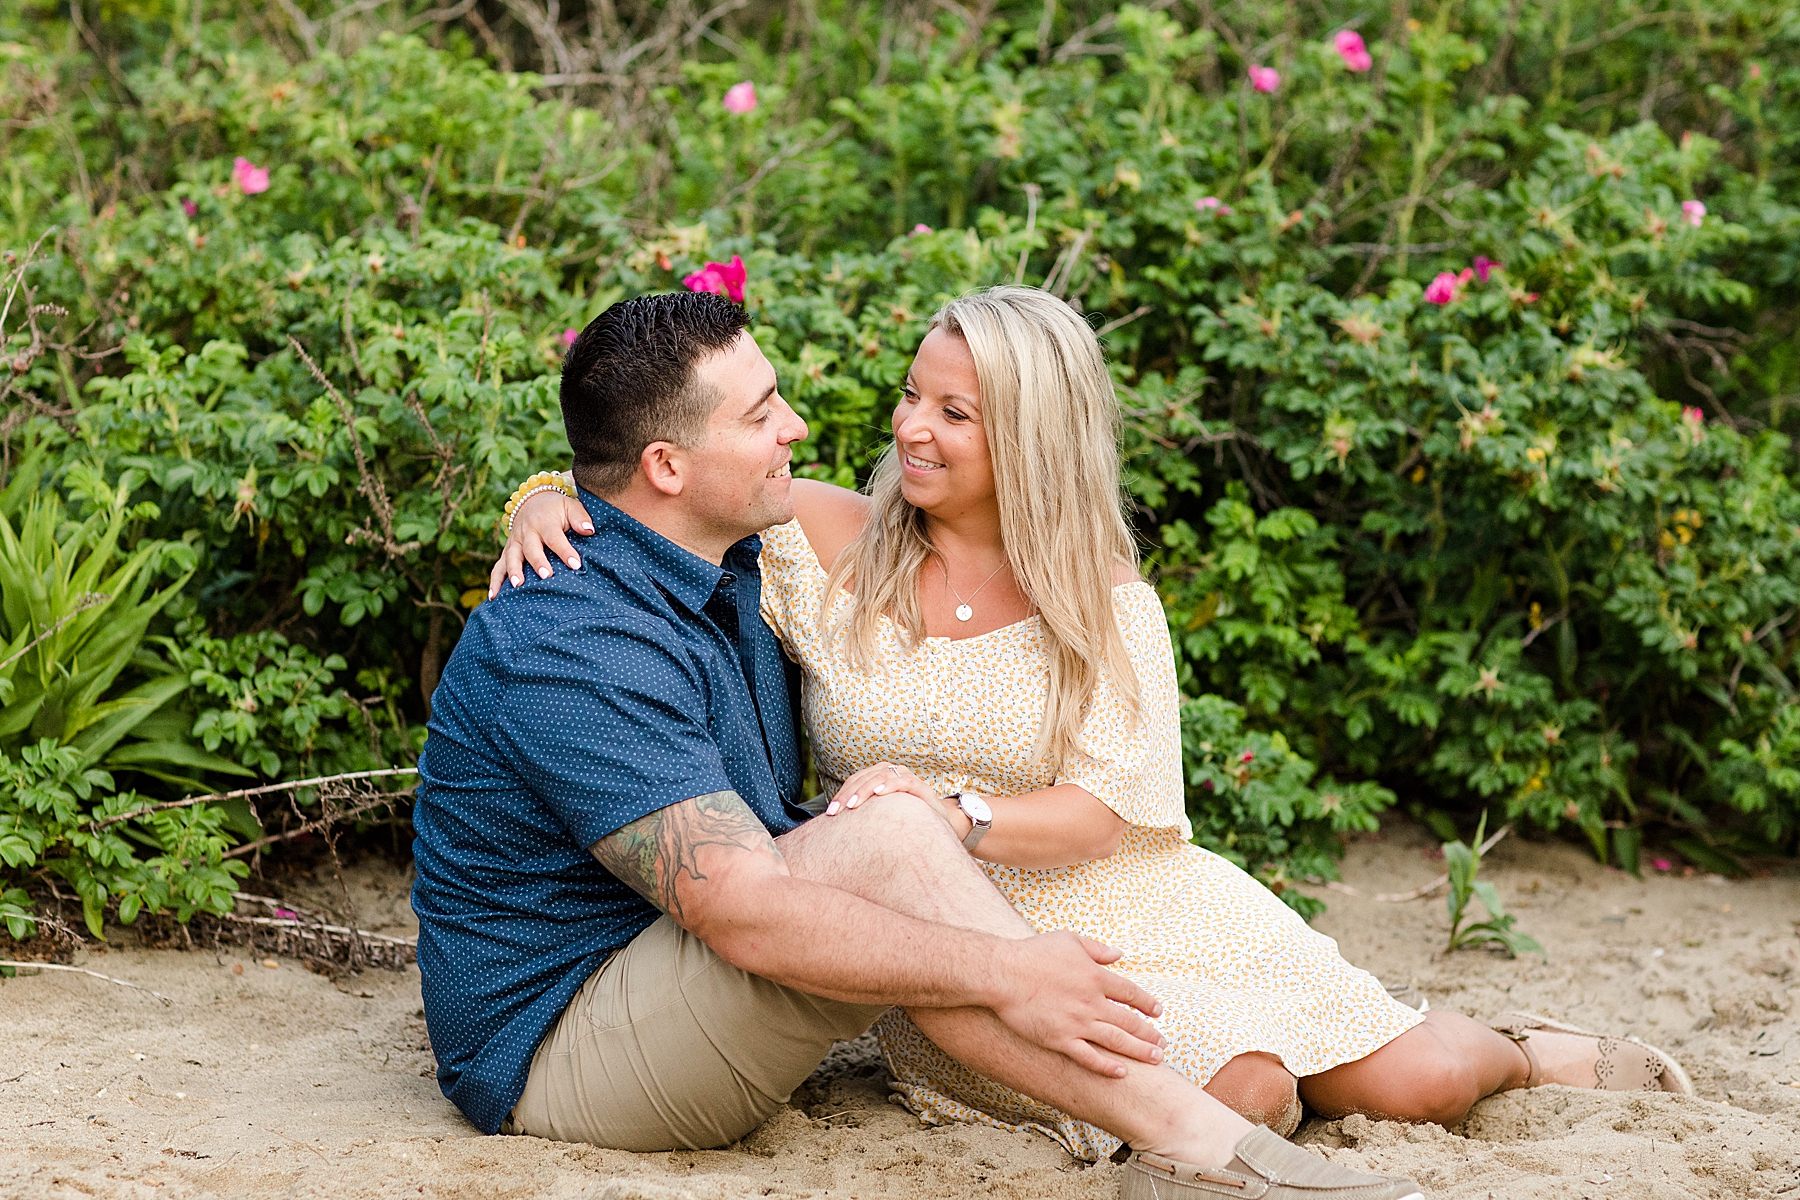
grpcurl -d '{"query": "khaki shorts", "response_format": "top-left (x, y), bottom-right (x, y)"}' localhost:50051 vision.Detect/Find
top-left (502, 914), bottom-right (888, 1150)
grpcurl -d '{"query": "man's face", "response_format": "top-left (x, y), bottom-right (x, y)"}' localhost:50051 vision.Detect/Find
top-left (678, 331), bottom-right (809, 542)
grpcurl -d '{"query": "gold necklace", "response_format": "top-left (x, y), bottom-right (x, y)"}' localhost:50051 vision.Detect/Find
top-left (939, 556), bottom-right (1008, 622)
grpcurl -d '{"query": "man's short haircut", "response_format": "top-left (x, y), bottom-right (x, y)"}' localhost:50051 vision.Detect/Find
top-left (560, 292), bottom-right (749, 495)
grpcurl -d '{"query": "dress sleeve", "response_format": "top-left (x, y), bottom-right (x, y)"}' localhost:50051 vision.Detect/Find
top-left (1053, 583), bottom-right (1187, 830)
top-left (755, 519), bottom-right (819, 656)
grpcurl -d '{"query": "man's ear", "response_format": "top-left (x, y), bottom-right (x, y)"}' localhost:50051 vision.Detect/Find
top-left (639, 441), bottom-right (685, 498)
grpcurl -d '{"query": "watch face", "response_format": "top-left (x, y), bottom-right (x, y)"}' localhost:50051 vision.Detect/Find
top-left (960, 792), bottom-right (992, 823)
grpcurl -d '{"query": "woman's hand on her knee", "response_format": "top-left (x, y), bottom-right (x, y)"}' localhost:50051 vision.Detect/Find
top-left (824, 762), bottom-right (947, 820)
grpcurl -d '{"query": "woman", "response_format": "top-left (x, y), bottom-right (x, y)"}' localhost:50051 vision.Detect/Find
top-left (494, 286), bottom-right (1690, 1157)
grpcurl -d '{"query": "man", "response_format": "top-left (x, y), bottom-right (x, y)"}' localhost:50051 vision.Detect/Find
top-left (413, 292), bottom-right (1423, 1200)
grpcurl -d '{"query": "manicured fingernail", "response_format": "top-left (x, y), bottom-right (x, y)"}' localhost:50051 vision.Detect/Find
top-left (580, 524), bottom-right (593, 533)
top-left (847, 797), bottom-right (861, 809)
top-left (873, 783), bottom-right (886, 794)
top-left (567, 556), bottom-right (580, 568)
top-left (511, 574), bottom-right (522, 586)
top-left (537, 566), bottom-right (551, 578)
top-left (825, 802), bottom-right (840, 816)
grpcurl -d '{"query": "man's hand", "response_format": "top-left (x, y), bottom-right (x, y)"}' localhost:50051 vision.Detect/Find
top-left (989, 932), bottom-right (1166, 1078)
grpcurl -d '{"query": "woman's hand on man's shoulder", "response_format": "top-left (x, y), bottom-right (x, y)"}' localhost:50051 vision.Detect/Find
top-left (790, 478), bottom-right (868, 574)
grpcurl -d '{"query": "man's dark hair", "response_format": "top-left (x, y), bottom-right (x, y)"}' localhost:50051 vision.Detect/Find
top-left (560, 292), bottom-right (749, 495)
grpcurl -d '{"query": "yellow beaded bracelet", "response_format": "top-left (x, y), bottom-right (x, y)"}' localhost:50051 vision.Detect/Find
top-left (503, 470), bottom-right (577, 536)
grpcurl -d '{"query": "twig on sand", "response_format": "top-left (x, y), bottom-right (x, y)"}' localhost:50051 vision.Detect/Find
top-left (0, 960), bottom-right (174, 1005)
top-left (1318, 824), bottom-right (1512, 902)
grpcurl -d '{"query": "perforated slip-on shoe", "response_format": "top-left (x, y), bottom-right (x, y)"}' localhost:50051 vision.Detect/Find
top-left (1120, 1128), bottom-right (1426, 1200)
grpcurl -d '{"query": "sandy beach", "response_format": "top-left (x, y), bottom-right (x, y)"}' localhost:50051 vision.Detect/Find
top-left (3, 820), bottom-right (1796, 1199)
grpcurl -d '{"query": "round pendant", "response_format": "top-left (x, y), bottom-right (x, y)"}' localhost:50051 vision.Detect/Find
top-left (955, 604), bottom-right (974, 622)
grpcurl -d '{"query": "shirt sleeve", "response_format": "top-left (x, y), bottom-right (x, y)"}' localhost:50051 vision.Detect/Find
top-left (1053, 584), bottom-right (1187, 830)
top-left (493, 616), bottom-right (736, 849)
top-left (756, 519), bottom-right (819, 656)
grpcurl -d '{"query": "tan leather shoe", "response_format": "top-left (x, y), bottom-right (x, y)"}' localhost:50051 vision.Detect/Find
top-left (1489, 1011), bottom-right (1694, 1096)
top-left (1120, 1128), bottom-right (1426, 1200)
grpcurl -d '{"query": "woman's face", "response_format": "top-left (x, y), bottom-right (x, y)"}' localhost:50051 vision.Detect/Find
top-left (893, 328), bottom-right (996, 521)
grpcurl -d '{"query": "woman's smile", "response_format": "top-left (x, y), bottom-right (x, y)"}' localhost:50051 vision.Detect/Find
top-left (901, 451), bottom-right (945, 474)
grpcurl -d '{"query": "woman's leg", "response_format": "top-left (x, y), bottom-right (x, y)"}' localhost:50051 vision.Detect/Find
top-left (1204, 1052), bottom-right (1301, 1135)
top-left (1298, 1011), bottom-right (1607, 1126)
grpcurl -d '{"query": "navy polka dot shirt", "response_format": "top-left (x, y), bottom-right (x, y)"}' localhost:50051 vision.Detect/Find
top-left (412, 490), bottom-right (807, 1134)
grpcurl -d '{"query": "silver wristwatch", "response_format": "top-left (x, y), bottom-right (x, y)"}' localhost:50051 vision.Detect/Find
top-left (949, 790), bottom-right (991, 852)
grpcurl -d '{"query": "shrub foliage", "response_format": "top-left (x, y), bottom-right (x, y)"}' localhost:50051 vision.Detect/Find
top-left (1, 0), bottom-right (1796, 925)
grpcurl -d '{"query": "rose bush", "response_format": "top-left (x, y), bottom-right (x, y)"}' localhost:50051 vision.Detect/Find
top-left (0, 0), bottom-right (1794, 927)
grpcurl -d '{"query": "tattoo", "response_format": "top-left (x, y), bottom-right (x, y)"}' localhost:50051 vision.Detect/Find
top-left (591, 790), bottom-right (782, 924)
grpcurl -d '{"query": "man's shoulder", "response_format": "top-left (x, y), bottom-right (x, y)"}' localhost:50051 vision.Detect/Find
top-left (471, 558), bottom-right (681, 649)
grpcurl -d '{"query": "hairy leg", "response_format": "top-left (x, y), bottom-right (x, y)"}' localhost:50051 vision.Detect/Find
top-left (776, 794), bottom-right (1254, 1166)
top-left (1298, 1011), bottom-right (1529, 1125)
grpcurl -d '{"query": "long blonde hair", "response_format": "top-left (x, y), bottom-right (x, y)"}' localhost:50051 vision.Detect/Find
top-left (823, 285), bottom-right (1141, 771)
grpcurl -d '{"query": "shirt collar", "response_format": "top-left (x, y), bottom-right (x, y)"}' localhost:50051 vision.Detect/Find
top-left (578, 489), bottom-right (763, 614)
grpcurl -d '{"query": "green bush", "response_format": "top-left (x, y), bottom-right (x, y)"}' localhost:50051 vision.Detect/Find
top-left (0, 0), bottom-right (1796, 924)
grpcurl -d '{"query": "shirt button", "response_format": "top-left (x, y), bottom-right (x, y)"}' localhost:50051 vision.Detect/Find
top-left (720, 572), bottom-right (737, 586)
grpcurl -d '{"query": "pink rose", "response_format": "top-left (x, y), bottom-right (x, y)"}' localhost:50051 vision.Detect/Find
top-left (1681, 200), bottom-right (1706, 227)
top-left (722, 82), bottom-right (757, 114)
top-left (1651, 858), bottom-right (1672, 871)
top-left (682, 255), bottom-right (748, 303)
top-left (1683, 405), bottom-right (1705, 425)
top-left (1248, 65), bottom-right (1280, 93)
top-left (1334, 30), bottom-right (1372, 71)
top-left (181, 198), bottom-right (198, 218)
top-left (561, 328), bottom-right (579, 347)
top-left (232, 157), bottom-right (270, 195)
top-left (1239, 750), bottom-right (1255, 763)
top-left (1473, 255), bottom-right (1499, 282)
top-left (912, 224), bottom-right (932, 235)
top-left (1196, 196), bottom-right (1234, 215)
top-left (1424, 272), bottom-right (1460, 305)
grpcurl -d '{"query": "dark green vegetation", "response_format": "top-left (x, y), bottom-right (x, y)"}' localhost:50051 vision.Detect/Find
top-left (1, 0), bottom-right (1795, 930)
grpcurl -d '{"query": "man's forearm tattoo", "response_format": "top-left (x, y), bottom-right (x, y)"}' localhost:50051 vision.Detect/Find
top-left (591, 790), bottom-right (782, 923)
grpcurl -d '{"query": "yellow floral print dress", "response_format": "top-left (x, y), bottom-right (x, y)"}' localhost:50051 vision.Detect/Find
top-left (757, 520), bottom-right (1424, 1161)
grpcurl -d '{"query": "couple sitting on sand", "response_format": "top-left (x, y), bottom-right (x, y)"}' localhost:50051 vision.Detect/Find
top-left (412, 287), bottom-right (1692, 1200)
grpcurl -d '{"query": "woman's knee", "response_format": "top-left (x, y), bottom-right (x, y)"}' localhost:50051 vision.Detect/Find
top-left (1205, 1052), bottom-right (1299, 1130)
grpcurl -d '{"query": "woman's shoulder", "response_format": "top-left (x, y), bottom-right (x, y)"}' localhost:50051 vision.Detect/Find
top-left (790, 478), bottom-right (870, 574)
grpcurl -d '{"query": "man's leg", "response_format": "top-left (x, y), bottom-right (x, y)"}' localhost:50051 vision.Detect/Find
top-left (776, 793), bottom-right (1254, 1168)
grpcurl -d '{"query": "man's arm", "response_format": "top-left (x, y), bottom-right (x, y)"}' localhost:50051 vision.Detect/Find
top-left (592, 790), bottom-right (784, 925)
top-left (591, 789), bottom-right (1168, 1078)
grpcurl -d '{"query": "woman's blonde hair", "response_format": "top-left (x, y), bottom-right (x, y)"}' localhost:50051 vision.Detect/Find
top-left (823, 285), bottom-right (1141, 771)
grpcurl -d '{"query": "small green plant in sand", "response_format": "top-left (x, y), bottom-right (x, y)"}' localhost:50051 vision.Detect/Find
top-left (1444, 814), bottom-right (1544, 959)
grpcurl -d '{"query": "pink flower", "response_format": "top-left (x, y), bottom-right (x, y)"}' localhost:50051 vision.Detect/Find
top-left (1683, 405), bottom-right (1704, 424)
top-left (181, 198), bottom-right (198, 218)
top-left (1681, 200), bottom-right (1706, 227)
top-left (1248, 65), bottom-right (1281, 93)
top-left (1239, 750), bottom-right (1255, 763)
top-left (1651, 858), bottom-right (1672, 871)
top-left (722, 82), bottom-right (758, 114)
top-left (912, 224), bottom-right (932, 235)
top-left (682, 255), bottom-right (748, 303)
top-left (1473, 255), bottom-right (1499, 282)
top-left (1749, 63), bottom-right (1761, 80)
top-left (1334, 30), bottom-right (1372, 71)
top-left (1456, 267), bottom-right (1475, 285)
top-left (1424, 272), bottom-right (1460, 305)
top-left (232, 157), bottom-right (270, 195)
top-left (561, 328), bottom-right (579, 347)
top-left (272, 907), bottom-right (298, 919)
top-left (1196, 196), bottom-right (1234, 215)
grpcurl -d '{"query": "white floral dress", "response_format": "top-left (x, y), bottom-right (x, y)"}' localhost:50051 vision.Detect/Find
top-left (757, 520), bottom-right (1423, 1161)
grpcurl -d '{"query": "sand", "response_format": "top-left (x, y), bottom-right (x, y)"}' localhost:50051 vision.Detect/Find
top-left (2, 820), bottom-right (1797, 1199)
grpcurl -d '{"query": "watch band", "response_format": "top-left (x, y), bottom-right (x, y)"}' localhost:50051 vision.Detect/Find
top-left (950, 790), bottom-right (991, 852)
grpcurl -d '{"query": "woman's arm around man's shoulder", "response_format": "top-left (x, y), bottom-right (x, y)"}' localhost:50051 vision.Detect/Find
top-left (789, 478), bottom-right (868, 575)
